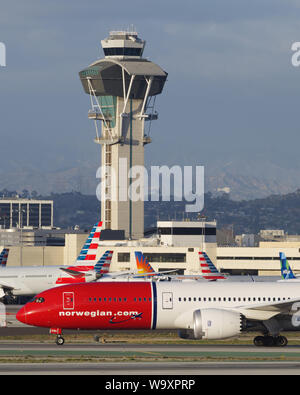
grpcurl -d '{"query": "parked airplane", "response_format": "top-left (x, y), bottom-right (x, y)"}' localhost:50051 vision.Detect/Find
top-left (16, 279), bottom-right (300, 346)
top-left (0, 249), bottom-right (9, 267)
top-left (135, 251), bottom-right (226, 281)
top-left (0, 221), bottom-right (109, 298)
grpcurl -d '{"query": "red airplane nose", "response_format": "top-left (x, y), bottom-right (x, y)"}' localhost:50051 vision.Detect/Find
top-left (16, 305), bottom-right (27, 325)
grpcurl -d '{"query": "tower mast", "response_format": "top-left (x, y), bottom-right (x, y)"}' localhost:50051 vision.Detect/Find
top-left (79, 30), bottom-right (167, 239)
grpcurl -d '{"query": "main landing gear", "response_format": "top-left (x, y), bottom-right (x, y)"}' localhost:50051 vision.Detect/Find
top-left (253, 335), bottom-right (288, 347)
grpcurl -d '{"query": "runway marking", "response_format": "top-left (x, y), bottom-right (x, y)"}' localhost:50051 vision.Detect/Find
top-left (1, 346), bottom-right (300, 362)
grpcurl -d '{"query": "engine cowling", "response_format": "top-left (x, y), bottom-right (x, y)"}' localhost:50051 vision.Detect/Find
top-left (179, 308), bottom-right (244, 340)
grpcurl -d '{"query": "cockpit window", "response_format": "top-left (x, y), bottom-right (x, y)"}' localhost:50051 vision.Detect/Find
top-left (32, 297), bottom-right (45, 303)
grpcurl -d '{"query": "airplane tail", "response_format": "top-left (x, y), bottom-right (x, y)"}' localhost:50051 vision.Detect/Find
top-left (59, 250), bottom-right (113, 282)
top-left (280, 252), bottom-right (296, 279)
top-left (75, 221), bottom-right (102, 264)
top-left (135, 251), bottom-right (155, 275)
top-left (0, 248), bottom-right (9, 267)
top-left (199, 252), bottom-right (226, 280)
top-left (94, 250), bottom-right (113, 275)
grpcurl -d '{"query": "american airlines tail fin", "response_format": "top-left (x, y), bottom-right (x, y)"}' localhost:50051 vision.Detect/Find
top-left (280, 252), bottom-right (296, 280)
top-left (0, 249), bottom-right (9, 267)
top-left (60, 250), bottom-right (113, 281)
top-left (199, 252), bottom-right (226, 280)
top-left (94, 250), bottom-right (113, 275)
top-left (75, 221), bottom-right (102, 264)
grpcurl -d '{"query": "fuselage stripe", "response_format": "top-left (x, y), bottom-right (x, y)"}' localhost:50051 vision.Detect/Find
top-left (152, 282), bottom-right (157, 330)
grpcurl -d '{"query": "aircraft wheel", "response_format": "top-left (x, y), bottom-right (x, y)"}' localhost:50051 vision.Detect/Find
top-left (253, 336), bottom-right (265, 347)
top-left (274, 336), bottom-right (288, 347)
top-left (263, 336), bottom-right (275, 347)
top-left (253, 335), bottom-right (277, 347)
top-left (56, 335), bottom-right (65, 346)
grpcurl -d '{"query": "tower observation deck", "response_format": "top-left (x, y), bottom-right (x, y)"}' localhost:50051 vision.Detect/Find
top-left (79, 30), bottom-right (167, 239)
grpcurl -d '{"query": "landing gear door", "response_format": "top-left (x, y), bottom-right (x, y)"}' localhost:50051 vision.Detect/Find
top-left (63, 292), bottom-right (74, 310)
top-left (162, 292), bottom-right (173, 309)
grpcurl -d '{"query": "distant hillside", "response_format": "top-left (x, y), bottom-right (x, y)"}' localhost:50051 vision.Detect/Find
top-left (2, 189), bottom-right (300, 235)
top-left (201, 190), bottom-right (300, 235)
top-left (1, 156), bottom-right (300, 201)
top-left (144, 189), bottom-right (300, 235)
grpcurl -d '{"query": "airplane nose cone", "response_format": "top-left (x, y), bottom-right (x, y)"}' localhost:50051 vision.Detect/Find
top-left (16, 305), bottom-right (27, 325)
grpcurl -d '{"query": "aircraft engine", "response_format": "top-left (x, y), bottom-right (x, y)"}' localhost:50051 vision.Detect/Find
top-left (178, 308), bottom-right (245, 340)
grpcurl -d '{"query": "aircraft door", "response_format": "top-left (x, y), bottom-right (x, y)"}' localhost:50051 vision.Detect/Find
top-left (63, 292), bottom-right (74, 310)
top-left (162, 292), bottom-right (173, 309)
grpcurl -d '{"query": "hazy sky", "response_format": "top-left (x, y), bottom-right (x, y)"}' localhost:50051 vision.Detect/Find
top-left (1, 0), bottom-right (300, 189)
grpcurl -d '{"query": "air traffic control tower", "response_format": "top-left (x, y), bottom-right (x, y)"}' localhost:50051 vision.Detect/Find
top-left (79, 31), bottom-right (167, 239)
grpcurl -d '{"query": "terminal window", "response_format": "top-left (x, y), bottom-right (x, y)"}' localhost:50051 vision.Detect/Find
top-left (29, 204), bottom-right (39, 227)
top-left (158, 227), bottom-right (216, 236)
top-left (12, 204), bottom-right (19, 228)
top-left (0, 204), bottom-right (10, 228)
top-left (41, 204), bottom-right (52, 227)
top-left (143, 253), bottom-right (186, 263)
top-left (21, 204), bottom-right (27, 227)
top-left (118, 253), bottom-right (130, 262)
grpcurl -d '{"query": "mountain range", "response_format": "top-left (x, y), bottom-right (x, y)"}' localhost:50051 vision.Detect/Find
top-left (1, 157), bottom-right (300, 201)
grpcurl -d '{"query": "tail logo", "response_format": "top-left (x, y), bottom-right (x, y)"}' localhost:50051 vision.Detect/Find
top-left (76, 221), bottom-right (102, 263)
top-left (0, 249), bottom-right (9, 267)
top-left (280, 252), bottom-right (296, 280)
top-left (135, 251), bottom-right (155, 275)
top-left (94, 250), bottom-right (113, 275)
top-left (199, 251), bottom-right (226, 280)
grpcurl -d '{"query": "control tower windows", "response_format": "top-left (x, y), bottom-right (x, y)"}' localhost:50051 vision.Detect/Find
top-left (103, 47), bottom-right (143, 57)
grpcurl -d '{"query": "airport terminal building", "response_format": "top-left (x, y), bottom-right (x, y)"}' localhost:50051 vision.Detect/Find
top-left (0, 219), bottom-right (218, 275)
top-left (0, 198), bottom-right (53, 229)
top-left (1, 206), bottom-right (299, 277)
